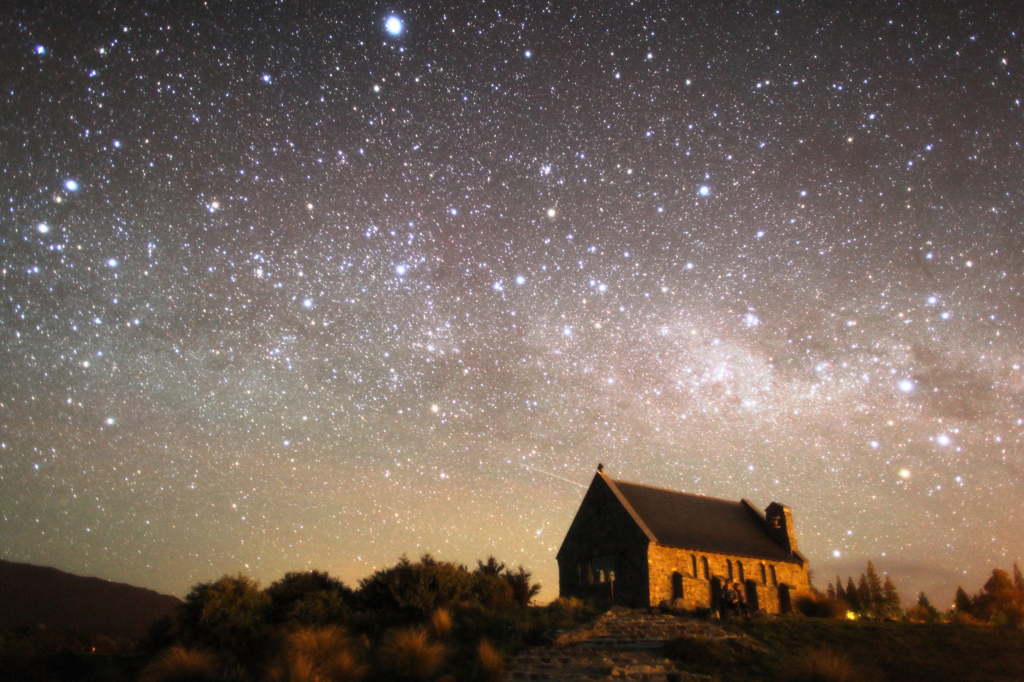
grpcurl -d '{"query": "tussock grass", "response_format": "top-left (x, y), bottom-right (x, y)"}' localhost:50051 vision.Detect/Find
top-left (785, 648), bottom-right (860, 682)
top-left (475, 638), bottom-right (503, 682)
top-left (376, 626), bottom-right (445, 680)
top-left (266, 626), bottom-right (366, 682)
top-left (138, 647), bottom-right (221, 682)
top-left (428, 608), bottom-right (453, 639)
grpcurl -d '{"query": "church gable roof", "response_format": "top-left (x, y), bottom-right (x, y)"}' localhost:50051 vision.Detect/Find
top-left (604, 474), bottom-right (801, 564)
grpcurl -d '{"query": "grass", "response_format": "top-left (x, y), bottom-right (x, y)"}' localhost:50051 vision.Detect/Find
top-left (376, 626), bottom-right (446, 680)
top-left (667, 616), bottom-right (1024, 682)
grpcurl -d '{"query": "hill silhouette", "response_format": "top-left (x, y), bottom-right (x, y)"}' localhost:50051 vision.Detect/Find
top-left (0, 559), bottom-right (181, 639)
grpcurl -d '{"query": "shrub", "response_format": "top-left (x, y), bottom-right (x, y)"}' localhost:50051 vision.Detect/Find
top-left (265, 571), bottom-right (353, 627)
top-left (476, 638), bottom-right (504, 682)
top-left (138, 646), bottom-right (222, 682)
top-left (358, 555), bottom-right (476, 619)
top-left (785, 648), bottom-right (860, 682)
top-left (176, 574), bottom-right (270, 656)
top-left (796, 595), bottom-right (848, 619)
top-left (265, 626), bottom-right (366, 682)
top-left (376, 626), bottom-right (446, 680)
top-left (948, 610), bottom-right (985, 625)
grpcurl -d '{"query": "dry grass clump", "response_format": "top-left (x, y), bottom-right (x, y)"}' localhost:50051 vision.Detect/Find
top-left (139, 647), bottom-right (222, 682)
top-left (266, 626), bottom-right (366, 682)
top-left (785, 648), bottom-right (861, 682)
top-left (476, 638), bottom-right (504, 682)
top-left (376, 626), bottom-right (446, 680)
top-left (428, 607), bottom-right (453, 638)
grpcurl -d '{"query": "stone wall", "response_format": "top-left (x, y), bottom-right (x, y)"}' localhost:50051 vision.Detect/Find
top-left (646, 542), bottom-right (810, 612)
top-left (556, 474), bottom-right (653, 607)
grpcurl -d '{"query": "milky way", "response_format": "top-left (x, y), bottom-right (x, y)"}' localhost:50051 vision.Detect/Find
top-left (2, 1), bottom-right (1022, 604)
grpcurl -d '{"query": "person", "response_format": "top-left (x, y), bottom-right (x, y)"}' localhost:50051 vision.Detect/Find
top-left (735, 582), bottom-right (748, 615)
top-left (722, 582), bottom-right (738, 617)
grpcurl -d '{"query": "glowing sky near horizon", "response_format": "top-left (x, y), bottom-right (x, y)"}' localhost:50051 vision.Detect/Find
top-left (1, 1), bottom-right (1022, 605)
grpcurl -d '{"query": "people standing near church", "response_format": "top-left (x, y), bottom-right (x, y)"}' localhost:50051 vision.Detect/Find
top-left (735, 582), bottom-right (748, 615)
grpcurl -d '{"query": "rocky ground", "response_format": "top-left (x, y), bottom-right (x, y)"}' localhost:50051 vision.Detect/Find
top-left (504, 606), bottom-right (763, 681)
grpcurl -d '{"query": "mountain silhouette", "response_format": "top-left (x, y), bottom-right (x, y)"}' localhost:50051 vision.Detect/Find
top-left (0, 559), bottom-right (181, 639)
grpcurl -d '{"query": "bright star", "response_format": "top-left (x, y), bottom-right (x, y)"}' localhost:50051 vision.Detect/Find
top-left (35, 46), bottom-right (46, 55)
top-left (37, 223), bottom-right (49, 234)
top-left (107, 258), bottom-right (118, 268)
top-left (936, 434), bottom-right (951, 446)
top-left (898, 379), bottom-right (914, 393)
top-left (385, 16), bottom-right (403, 36)
top-left (524, 50), bottom-right (532, 58)
top-left (395, 264), bottom-right (407, 276)
top-left (65, 179), bottom-right (79, 191)
top-left (547, 208), bottom-right (556, 218)
top-left (516, 275), bottom-right (525, 285)
top-left (302, 298), bottom-right (313, 308)
top-left (698, 185), bottom-right (710, 196)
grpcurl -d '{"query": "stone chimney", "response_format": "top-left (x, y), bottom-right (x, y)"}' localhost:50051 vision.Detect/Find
top-left (765, 502), bottom-right (798, 553)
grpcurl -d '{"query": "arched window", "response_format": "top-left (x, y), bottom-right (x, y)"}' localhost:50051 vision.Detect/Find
top-left (727, 560), bottom-right (733, 580)
top-left (760, 563), bottom-right (767, 585)
top-left (702, 556), bottom-right (710, 580)
top-left (770, 565), bottom-right (777, 586)
top-left (737, 561), bottom-right (744, 582)
top-left (691, 554), bottom-right (698, 578)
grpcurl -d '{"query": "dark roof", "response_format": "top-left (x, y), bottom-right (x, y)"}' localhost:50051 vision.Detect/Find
top-left (604, 475), bottom-right (801, 564)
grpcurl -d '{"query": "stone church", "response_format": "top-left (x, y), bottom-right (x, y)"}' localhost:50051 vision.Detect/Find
top-left (556, 466), bottom-right (811, 612)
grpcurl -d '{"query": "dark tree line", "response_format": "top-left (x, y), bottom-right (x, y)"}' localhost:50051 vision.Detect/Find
top-left (143, 554), bottom-right (583, 682)
top-left (825, 560), bottom-right (901, 618)
top-left (952, 564), bottom-right (1024, 627)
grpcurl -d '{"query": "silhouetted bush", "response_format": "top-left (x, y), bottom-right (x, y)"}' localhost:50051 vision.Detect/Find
top-left (175, 574), bottom-right (270, 665)
top-left (265, 571), bottom-right (353, 627)
top-left (358, 555), bottom-right (476, 621)
top-left (796, 595), bottom-right (848, 619)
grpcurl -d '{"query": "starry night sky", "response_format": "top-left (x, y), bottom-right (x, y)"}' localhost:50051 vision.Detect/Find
top-left (2, 0), bottom-right (1022, 605)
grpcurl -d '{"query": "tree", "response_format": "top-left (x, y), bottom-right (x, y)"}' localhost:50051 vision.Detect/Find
top-left (856, 575), bottom-right (871, 615)
top-left (475, 557), bottom-right (506, 577)
top-left (826, 581), bottom-right (836, 599)
top-left (502, 565), bottom-right (541, 607)
top-left (845, 577), bottom-right (860, 613)
top-left (882, 575), bottom-right (901, 617)
top-left (865, 562), bottom-right (884, 615)
top-left (1014, 563), bottom-right (1024, 593)
top-left (906, 591), bottom-right (938, 623)
top-left (835, 576), bottom-right (846, 602)
top-left (954, 586), bottom-right (973, 614)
